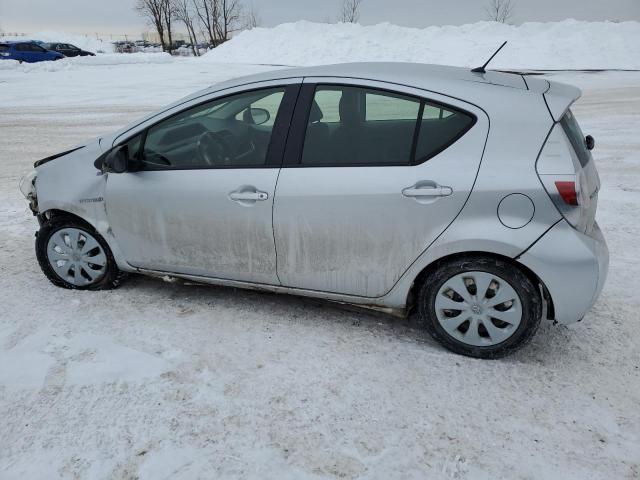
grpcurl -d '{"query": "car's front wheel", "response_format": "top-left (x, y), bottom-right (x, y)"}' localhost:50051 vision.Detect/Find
top-left (36, 216), bottom-right (126, 290)
top-left (417, 256), bottom-right (542, 359)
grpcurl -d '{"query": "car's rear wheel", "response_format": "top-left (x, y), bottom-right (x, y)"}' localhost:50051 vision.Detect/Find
top-left (36, 216), bottom-right (126, 290)
top-left (417, 256), bottom-right (542, 359)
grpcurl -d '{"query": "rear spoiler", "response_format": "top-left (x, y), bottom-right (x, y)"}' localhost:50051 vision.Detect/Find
top-left (544, 81), bottom-right (582, 122)
top-left (506, 73), bottom-right (582, 122)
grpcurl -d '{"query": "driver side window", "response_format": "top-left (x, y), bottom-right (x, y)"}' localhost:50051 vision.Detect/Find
top-left (139, 87), bottom-right (286, 170)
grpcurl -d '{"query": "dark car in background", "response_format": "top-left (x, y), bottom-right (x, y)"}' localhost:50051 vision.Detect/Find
top-left (42, 43), bottom-right (95, 57)
top-left (0, 41), bottom-right (64, 63)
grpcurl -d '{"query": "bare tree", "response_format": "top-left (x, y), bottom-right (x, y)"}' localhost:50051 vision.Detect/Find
top-left (193, 0), bottom-right (245, 46)
top-left (216, 0), bottom-right (244, 43)
top-left (137, 0), bottom-right (167, 51)
top-left (193, 0), bottom-right (219, 46)
top-left (136, 0), bottom-right (176, 52)
top-left (340, 0), bottom-right (363, 23)
top-left (244, 3), bottom-right (261, 29)
top-left (162, 0), bottom-right (175, 53)
top-left (484, 0), bottom-right (516, 23)
top-left (173, 0), bottom-right (200, 55)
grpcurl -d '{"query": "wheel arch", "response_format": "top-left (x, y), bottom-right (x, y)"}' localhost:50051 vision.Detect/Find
top-left (34, 210), bottom-right (128, 290)
top-left (38, 208), bottom-right (133, 273)
top-left (406, 250), bottom-right (554, 319)
top-left (38, 208), bottom-right (95, 229)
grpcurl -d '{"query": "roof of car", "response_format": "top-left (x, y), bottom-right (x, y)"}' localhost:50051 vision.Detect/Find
top-left (1, 40), bottom-right (39, 45)
top-left (197, 62), bottom-right (566, 111)
top-left (207, 62), bottom-right (547, 95)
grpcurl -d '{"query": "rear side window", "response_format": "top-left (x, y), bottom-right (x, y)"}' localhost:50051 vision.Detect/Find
top-left (0, 45), bottom-right (9, 52)
top-left (17, 43), bottom-right (45, 52)
top-left (300, 85), bottom-right (475, 167)
top-left (415, 103), bottom-right (475, 162)
top-left (365, 91), bottom-right (421, 121)
top-left (560, 109), bottom-right (590, 167)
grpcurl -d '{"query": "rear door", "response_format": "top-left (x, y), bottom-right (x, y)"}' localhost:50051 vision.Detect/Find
top-left (62, 44), bottom-right (80, 56)
top-left (14, 43), bottom-right (31, 62)
top-left (273, 79), bottom-right (489, 298)
top-left (52, 44), bottom-right (67, 55)
top-left (22, 43), bottom-right (48, 62)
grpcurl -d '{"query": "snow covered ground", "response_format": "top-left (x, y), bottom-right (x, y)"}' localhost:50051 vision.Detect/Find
top-left (1, 53), bottom-right (639, 478)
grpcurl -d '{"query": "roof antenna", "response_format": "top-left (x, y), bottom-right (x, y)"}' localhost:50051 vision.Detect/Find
top-left (471, 41), bottom-right (508, 74)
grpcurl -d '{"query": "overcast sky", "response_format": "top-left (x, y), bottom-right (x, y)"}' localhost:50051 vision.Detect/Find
top-left (1, 0), bottom-right (638, 36)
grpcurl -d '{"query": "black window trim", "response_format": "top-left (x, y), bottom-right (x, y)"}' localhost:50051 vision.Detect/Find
top-left (119, 83), bottom-right (302, 172)
top-left (283, 82), bottom-right (477, 168)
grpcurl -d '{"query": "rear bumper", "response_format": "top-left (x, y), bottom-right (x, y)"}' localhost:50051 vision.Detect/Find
top-left (517, 220), bottom-right (609, 324)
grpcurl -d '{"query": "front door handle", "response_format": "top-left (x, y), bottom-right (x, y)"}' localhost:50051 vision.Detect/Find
top-left (229, 187), bottom-right (269, 206)
top-left (229, 191), bottom-right (268, 201)
top-left (402, 185), bottom-right (453, 198)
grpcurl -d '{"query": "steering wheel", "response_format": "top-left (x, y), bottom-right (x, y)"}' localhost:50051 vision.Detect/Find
top-left (196, 131), bottom-right (234, 166)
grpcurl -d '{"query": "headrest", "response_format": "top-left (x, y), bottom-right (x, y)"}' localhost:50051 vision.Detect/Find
top-left (339, 90), bottom-right (365, 125)
top-left (309, 100), bottom-right (323, 123)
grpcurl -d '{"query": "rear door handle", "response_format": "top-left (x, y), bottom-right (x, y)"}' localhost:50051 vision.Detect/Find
top-left (402, 185), bottom-right (453, 198)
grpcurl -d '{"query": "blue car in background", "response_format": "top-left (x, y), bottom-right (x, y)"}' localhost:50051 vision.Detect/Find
top-left (0, 41), bottom-right (64, 63)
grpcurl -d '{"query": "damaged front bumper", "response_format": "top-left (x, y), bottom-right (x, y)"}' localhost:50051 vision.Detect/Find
top-left (19, 169), bottom-right (39, 215)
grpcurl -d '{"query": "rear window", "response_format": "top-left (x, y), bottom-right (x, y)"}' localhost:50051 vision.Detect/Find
top-left (560, 109), bottom-right (591, 167)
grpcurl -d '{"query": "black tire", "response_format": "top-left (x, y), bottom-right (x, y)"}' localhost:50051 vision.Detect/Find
top-left (36, 216), bottom-right (127, 290)
top-left (417, 256), bottom-right (542, 359)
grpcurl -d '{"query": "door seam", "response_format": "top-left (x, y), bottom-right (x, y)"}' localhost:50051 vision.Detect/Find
top-left (271, 167), bottom-right (283, 285)
top-left (271, 82), bottom-right (304, 285)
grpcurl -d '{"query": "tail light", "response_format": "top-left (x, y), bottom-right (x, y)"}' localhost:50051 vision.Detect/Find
top-left (554, 181), bottom-right (578, 206)
top-left (537, 124), bottom-right (594, 232)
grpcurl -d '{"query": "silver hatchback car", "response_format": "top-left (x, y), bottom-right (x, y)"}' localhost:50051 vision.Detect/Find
top-left (20, 63), bottom-right (609, 358)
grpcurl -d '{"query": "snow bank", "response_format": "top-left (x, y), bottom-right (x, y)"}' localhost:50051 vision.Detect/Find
top-left (203, 20), bottom-right (640, 70)
top-left (1, 31), bottom-right (114, 53)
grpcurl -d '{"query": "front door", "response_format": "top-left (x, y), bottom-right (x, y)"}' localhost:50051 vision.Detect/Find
top-left (106, 84), bottom-right (299, 284)
top-left (273, 81), bottom-right (488, 297)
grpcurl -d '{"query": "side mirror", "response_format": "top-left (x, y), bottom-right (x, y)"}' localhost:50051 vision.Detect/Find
top-left (585, 135), bottom-right (595, 151)
top-left (248, 107), bottom-right (270, 125)
top-left (102, 145), bottom-right (129, 173)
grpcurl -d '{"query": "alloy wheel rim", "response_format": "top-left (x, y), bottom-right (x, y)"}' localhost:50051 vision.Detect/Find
top-left (434, 271), bottom-right (523, 347)
top-left (46, 228), bottom-right (107, 286)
